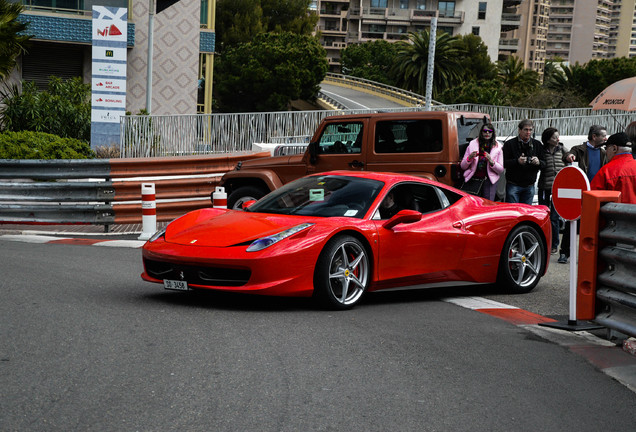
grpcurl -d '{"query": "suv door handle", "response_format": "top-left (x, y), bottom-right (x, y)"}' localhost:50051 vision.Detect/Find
top-left (349, 160), bottom-right (364, 169)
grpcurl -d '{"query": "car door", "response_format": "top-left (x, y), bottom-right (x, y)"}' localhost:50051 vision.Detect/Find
top-left (374, 183), bottom-right (469, 287)
top-left (305, 119), bottom-right (368, 174)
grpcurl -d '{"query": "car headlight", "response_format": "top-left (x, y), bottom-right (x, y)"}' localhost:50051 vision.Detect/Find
top-left (247, 223), bottom-right (314, 252)
top-left (148, 227), bottom-right (167, 243)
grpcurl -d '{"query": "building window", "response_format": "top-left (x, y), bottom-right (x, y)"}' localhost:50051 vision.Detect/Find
top-left (371, 0), bottom-right (387, 8)
top-left (416, 0), bottom-right (426, 10)
top-left (472, 26), bottom-right (480, 36)
top-left (438, 1), bottom-right (455, 17)
top-left (478, 2), bottom-right (487, 20)
top-left (399, 0), bottom-right (409, 9)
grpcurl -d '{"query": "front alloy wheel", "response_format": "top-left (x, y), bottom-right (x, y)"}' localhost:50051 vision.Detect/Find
top-left (497, 225), bottom-right (545, 293)
top-left (314, 236), bottom-right (370, 310)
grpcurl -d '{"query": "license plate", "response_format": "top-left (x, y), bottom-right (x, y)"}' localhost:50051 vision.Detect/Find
top-left (163, 279), bottom-right (189, 291)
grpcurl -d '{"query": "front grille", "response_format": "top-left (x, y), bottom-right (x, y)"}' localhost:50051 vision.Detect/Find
top-left (144, 258), bottom-right (251, 287)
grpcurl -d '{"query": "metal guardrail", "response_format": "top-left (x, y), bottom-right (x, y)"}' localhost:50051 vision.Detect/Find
top-left (595, 202), bottom-right (636, 337)
top-left (578, 192), bottom-right (636, 338)
top-left (0, 153), bottom-right (269, 227)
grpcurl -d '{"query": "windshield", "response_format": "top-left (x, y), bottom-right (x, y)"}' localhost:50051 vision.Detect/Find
top-left (247, 175), bottom-right (384, 218)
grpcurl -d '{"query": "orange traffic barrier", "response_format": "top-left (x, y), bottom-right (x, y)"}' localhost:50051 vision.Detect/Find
top-left (577, 190), bottom-right (621, 320)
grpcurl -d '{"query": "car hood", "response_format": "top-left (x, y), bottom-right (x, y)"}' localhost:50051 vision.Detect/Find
top-left (164, 208), bottom-right (316, 247)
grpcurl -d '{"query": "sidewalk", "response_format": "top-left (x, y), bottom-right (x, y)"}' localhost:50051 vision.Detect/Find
top-left (0, 222), bottom-right (168, 238)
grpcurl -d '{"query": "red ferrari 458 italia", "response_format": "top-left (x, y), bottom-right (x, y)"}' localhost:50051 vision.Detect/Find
top-left (141, 171), bottom-right (551, 309)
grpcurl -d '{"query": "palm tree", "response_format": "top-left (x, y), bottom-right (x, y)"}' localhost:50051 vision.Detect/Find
top-left (0, 0), bottom-right (30, 80)
top-left (391, 30), bottom-right (465, 97)
top-left (496, 56), bottom-right (539, 92)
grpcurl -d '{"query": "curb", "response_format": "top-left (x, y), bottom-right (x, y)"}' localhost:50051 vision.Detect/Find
top-left (0, 234), bottom-right (146, 248)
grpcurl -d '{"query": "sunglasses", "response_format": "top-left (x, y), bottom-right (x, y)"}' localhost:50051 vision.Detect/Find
top-left (482, 129), bottom-right (493, 133)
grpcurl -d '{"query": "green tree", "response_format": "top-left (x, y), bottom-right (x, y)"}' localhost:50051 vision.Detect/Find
top-left (340, 40), bottom-right (399, 86)
top-left (261, 0), bottom-right (317, 34)
top-left (215, 0), bottom-right (316, 51)
top-left (0, 0), bottom-right (31, 80)
top-left (215, 32), bottom-right (328, 112)
top-left (0, 76), bottom-right (91, 141)
top-left (455, 34), bottom-right (496, 81)
top-left (496, 56), bottom-right (540, 92)
top-left (215, 0), bottom-right (264, 50)
top-left (391, 30), bottom-right (465, 97)
top-left (576, 57), bottom-right (636, 102)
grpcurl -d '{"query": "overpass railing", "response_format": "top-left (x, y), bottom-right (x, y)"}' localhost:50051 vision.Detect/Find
top-left (120, 106), bottom-right (633, 158)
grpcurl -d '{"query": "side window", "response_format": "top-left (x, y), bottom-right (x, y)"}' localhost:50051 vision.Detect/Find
top-left (375, 120), bottom-right (443, 154)
top-left (376, 183), bottom-right (445, 219)
top-left (317, 122), bottom-right (363, 154)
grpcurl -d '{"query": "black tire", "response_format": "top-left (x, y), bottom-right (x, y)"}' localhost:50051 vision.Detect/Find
top-left (313, 235), bottom-right (370, 310)
top-left (226, 185), bottom-right (268, 209)
top-left (497, 225), bottom-right (545, 293)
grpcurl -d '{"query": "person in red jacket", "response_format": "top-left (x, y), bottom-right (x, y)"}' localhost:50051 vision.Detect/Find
top-left (590, 132), bottom-right (636, 204)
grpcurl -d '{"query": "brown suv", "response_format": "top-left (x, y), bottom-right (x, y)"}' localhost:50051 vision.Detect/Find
top-left (220, 110), bottom-right (489, 208)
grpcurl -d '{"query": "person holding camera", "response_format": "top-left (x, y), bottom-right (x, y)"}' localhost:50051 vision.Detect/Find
top-left (460, 122), bottom-right (504, 200)
top-left (503, 119), bottom-right (544, 204)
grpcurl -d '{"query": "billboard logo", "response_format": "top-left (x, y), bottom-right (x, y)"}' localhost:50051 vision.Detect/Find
top-left (105, 50), bottom-right (114, 57)
top-left (97, 24), bottom-right (122, 37)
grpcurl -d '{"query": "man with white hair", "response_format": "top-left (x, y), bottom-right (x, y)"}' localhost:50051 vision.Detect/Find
top-left (590, 132), bottom-right (636, 204)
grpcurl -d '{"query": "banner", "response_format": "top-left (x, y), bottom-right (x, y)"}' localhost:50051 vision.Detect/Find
top-left (91, 6), bottom-right (127, 148)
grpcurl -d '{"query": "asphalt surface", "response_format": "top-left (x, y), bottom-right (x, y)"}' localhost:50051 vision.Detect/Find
top-left (320, 83), bottom-right (409, 110)
top-left (2, 237), bottom-right (636, 431)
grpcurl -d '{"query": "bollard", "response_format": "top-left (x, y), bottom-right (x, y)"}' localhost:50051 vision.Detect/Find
top-left (213, 186), bottom-right (227, 209)
top-left (138, 183), bottom-right (157, 241)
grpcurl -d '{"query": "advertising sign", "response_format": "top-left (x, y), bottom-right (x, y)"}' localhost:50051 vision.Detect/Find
top-left (91, 6), bottom-right (127, 147)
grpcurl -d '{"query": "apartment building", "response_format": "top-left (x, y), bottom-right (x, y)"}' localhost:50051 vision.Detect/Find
top-left (609, 0), bottom-right (636, 58)
top-left (8, 0), bottom-right (215, 115)
top-left (546, 0), bottom-right (634, 64)
top-left (315, 0), bottom-right (521, 72)
top-left (499, 0), bottom-right (549, 76)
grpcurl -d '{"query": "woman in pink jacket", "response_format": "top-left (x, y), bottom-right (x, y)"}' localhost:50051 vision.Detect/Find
top-left (460, 122), bottom-right (504, 200)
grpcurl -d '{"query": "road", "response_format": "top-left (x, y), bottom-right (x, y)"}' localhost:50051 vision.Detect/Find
top-left (1, 239), bottom-right (635, 431)
top-left (320, 83), bottom-right (409, 110)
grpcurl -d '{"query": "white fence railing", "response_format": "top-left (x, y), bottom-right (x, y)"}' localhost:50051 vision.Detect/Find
top-left (119, 106), bottom-right (634, 158)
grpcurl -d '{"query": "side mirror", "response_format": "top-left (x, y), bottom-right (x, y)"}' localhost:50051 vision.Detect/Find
top-left (382, 209), bottom-right (422, 230)
top-left (308, 141), bottom-right (318, 164)
top-left (242, 200), bottom-right (256, 210)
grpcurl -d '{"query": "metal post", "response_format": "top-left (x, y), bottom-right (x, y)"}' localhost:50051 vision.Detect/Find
top-left (146, 0), bottom-right (155, 113)
top-left (424, 14), bottom-right (437, 111)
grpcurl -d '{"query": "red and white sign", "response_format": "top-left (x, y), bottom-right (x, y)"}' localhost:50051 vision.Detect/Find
top-left (552, 166), bottom-right (590, 221)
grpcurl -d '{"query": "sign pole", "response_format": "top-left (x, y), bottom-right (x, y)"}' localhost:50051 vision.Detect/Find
top-left (540, 166), bottom-right (602, 331)
top-left (568, 220), bottom-right (577, 325)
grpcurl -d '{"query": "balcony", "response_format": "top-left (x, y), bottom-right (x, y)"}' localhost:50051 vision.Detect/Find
top-left (438, 11), bottom-right (464, 26)
top-left (501, 12), bottom-right (521, 32)
top-left (16, 0), bottom-right (128, 16)
top-left (499, 38), bottom-right (519, 52)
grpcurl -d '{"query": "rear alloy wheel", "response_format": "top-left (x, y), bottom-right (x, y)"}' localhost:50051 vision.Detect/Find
top-left (497, 225), bottom-right (545, 293)
top-left (314, 236), bottom-right (370, 310)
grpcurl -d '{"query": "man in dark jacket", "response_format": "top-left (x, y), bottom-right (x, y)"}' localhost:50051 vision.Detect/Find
top-left (503, 119), bottom-right (544, 204)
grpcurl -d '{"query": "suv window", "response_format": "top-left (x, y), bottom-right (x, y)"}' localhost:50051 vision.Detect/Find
top-left (457, 117), bottom-right (485, 158)
top-left (317, 122), bottom-right (363, 154)
top-left (375, 120), bottom-right (443, 154)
